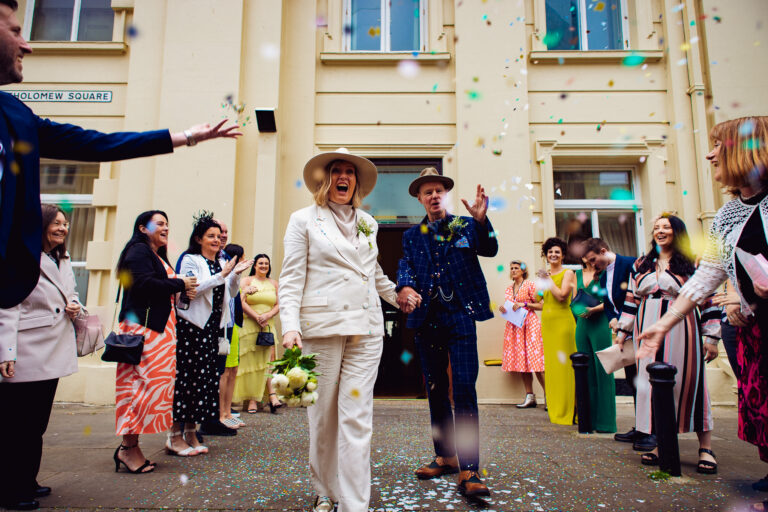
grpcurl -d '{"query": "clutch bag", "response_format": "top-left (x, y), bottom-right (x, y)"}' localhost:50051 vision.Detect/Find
top-left (570, 289), bottom-right (601, 316)
top-left (596, 343), bottom-right (636, 374)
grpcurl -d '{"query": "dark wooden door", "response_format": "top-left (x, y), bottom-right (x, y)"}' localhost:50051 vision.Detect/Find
top-left (374, 227), bottom-right (425, 398)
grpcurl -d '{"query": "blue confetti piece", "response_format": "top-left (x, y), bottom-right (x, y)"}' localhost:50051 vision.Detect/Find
top-left (400, 350), bottom-right (413, 365)
top-left (295, 180), bottom-right (302, 188)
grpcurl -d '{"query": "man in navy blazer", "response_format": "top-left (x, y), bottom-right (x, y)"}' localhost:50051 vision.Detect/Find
top-left (582, 238), bottom-right (655, 450)
top-left (0, 0), bottom-right (240, 309)
top-left (397, 168), bottom-right (497, 498)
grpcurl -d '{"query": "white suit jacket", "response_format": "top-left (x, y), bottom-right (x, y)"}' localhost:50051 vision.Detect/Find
top-left (0, 254), bottom-right (79, 382)
top-left (176, 253), bottom-right (240, 330)
top-left (279, 204), bottom-right (398, 339)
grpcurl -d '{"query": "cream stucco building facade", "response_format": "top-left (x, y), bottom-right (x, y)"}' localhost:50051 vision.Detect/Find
top-left (8, 0), bottom-right (767, 405)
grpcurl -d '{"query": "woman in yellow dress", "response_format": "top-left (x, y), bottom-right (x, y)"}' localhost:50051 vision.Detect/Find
top-left (537, 237), bottom-right (577, 425)
top-left (234, 254), bottom-right (283, 413)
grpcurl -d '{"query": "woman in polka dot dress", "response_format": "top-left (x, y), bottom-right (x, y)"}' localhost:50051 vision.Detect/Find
top-left (499, 260), bottom-right (545, 408)
top-left (173, 214), bottom-right (251, 455)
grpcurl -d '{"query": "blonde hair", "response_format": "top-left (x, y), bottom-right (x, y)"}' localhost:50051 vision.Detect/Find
top-left (312, 159), bottom-right (363, 208)
top-left (709, 116), bottom-right (768, 193)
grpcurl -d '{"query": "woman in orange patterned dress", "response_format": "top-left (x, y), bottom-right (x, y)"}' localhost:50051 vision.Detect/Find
top-left (113, 211), bottom-right (199, 472)
top-left (499, 260), bottom-right (545, 408)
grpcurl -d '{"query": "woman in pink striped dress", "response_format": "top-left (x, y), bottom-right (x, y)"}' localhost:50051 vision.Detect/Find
top-left (499, 260), bottom-right (545, 408)
top-left (113, 210), bottom-right (199, 472)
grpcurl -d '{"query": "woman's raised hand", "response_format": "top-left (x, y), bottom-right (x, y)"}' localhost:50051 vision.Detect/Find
top-left (233, 259), bottom-right (254, 276)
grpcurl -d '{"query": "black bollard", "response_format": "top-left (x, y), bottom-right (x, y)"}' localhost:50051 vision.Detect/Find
top-left (570, 352), bottom-right (592, 433)
top-left (647, 362), bottom-right (681, 477)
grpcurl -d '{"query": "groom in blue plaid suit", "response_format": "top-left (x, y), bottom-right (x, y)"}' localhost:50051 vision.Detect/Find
top-left (396, 168), bottom-right (498, 498)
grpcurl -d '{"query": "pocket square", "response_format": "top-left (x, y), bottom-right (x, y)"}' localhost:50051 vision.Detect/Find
top-left (454, 236), bottom-right (469, 248)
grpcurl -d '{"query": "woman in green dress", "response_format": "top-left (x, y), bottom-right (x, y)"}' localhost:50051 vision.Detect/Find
top-left (574, 259), bottom-right (617, 433)
top-left (537, 237), bottom-right (577, 425)
top-left (234, 254), bottom-right (283, 413)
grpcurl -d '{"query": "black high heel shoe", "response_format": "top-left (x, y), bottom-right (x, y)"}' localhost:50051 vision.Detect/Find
top-left (113, 444), bottom-right (156, 474)
top-left (268, 393), bottom-right (284, 414)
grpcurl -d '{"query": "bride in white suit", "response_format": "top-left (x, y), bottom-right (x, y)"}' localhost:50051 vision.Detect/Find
top-left (279, 148), bottom-right (419, 512)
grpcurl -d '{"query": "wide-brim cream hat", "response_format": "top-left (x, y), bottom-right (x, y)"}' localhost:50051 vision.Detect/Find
top-left (408, 167), bottom-right (454, 197)
top-left (303, 148), bottom-right (378, 198)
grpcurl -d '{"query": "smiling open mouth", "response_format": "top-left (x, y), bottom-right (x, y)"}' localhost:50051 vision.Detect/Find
top-left (336, 183), bottom-right (349, 192)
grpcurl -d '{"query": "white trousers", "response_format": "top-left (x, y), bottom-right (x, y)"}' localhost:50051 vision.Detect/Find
top-left (303, 334), bottom-right (383, 512)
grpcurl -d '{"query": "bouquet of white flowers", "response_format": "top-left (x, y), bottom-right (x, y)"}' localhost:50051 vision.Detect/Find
top-left (270, 347), bottom-right (319, 407)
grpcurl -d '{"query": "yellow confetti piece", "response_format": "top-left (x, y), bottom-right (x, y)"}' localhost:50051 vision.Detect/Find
top-left (594, 1), bottom-right (605, 12)
top-left (83, 425), bottom-right (92, 436)
top-left (367, 26), bottom-right (380, 37)
top-left (680, 42), bottom-right (691, 51)
top-left (607, 80), bottom-right (614, 87)
top-left (482, 468), bottom-right (488, 476)
top-left (420, 224), bottom-right (429, 234)
top-left (490, 301), bottom-right (498, 311)
top-left (10, 161), bottom-right (19, 175)
top-left (118, 270), bottom-right (134, 289)
top-left (350, 388), bottom-right (360, 399)
top-left (13, 140), bottom-right (33, 154)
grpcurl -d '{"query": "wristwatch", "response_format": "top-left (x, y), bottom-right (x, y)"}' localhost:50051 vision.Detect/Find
top-left (183, 130), bottom-right (197, 146)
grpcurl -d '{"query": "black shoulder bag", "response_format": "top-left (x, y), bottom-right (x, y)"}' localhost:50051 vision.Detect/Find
top-left (101, 285), bottom-right (147, 365)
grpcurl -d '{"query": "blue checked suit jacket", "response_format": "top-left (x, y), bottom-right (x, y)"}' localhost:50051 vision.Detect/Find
top-left (397, 214), bottom-right (498, 329)
top-left (0, 91), bottom-right (173, 308)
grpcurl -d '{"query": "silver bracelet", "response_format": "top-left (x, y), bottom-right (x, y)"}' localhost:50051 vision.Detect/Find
top-left (703, 338), bottom-right (719, 346)
top-left (668, 306), bottom-right (686, 321)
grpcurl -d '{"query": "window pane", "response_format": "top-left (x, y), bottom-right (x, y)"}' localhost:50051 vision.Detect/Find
top-left (545, 0), bottom-right (580, 50)
top-left (63, 205), bottom-right (95, 262)
top-left (363, 163), bottom-right (435, 224)
top-left (31, 0), bottom-right (74, 41)
top-left (40, 162), bottom-right (98, 194)
top-left (553, 170), bottom-right (633, 200)
top-left (351, 0), bottom-right (381, 51)
top-left (598, 211), bottom-right (637, 256)
top-left (390, 0), bottom-right (420, 51)
top-left (73, 265), bottom-right (90, 301)
top-left (586, 0), bottom-right (623, 50)
top-left (556, 210), bottom-right (593, 264)
top-left (77, 0), bottom-right (114, 41)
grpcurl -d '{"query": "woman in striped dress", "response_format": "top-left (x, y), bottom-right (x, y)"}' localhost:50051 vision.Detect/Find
top-left (114, 211), bottom-right (199, 471)
top-left (616, 215), bottom-right (721, 473)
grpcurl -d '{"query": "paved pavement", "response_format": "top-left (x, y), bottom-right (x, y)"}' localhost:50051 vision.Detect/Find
top-left (20, 401), bottom-right (766, 511)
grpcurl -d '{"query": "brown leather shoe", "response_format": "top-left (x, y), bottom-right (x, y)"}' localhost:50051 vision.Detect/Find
top-left (414, 456), bottom-right (460, 480)
top-left (457, 470), bottom-right (491, 497)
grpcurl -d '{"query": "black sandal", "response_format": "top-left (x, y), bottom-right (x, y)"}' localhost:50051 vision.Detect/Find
top-left (641, 452), bottom-right (659, 466)
top-left (113, 444), bottom-right (156, 474)
top-left (697, 448), bottom-right (717, 474)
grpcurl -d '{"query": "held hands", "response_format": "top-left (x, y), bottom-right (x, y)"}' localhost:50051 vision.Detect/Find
top-left (397, 287), bottom-right (423, 314)
top-left (283, 330), bottom-right (302, 349)
top-left (461, 184), bottom-right (489, 223)
top-left (0, 361), bottom-right (14, 379)
top-left (65, 301), bottom-right (81, 320)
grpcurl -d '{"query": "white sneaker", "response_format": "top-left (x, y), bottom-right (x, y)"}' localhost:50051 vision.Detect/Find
top-left (313, 496), bottom-right (336, 512)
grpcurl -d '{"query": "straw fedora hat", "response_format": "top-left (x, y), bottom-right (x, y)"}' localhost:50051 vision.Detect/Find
top-left (303, 148), bottom-right (378, 198)
top-left (408, 167), bottom-right (454, 197)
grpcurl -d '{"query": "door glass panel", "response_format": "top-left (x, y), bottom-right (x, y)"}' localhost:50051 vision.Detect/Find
top-left (362, 167), bottom-right (426, 225)
top-left (598, 211), bottom-right (637, 256)
top-left (556, 210), bottom-right (593, 264)
top-left (554, 170), bottom-right (633, 200)
top-left (351, 0), bottom-right (381, 50)
top-left (31, 0), bottom-right (75, 41)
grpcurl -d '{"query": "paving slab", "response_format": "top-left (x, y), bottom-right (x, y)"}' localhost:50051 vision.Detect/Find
top-left (13, 401), bottom-right (765, 511)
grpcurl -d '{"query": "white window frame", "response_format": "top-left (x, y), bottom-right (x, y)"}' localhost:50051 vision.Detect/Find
top-left (343, 0), bottom-right (428, 52)
top-left (40, 160), bottom-right (96, 298)
top-left (547, 0), bottom-right (631, 50)
top-left (553, 166), bottom-right (644, 256)
top-left (23, 0), bottom-right (114, 42)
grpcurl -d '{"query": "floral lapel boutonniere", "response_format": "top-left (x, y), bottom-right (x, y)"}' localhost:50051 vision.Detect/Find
top-left (357, 219), bottom-right (374, 248)
top-left (444, 216), bottom-right (468, 242)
